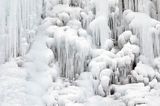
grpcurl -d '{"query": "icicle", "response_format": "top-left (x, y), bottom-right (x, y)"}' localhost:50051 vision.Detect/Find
top-left (88, 0), bottom-right (123, 48)
top-left (88, 16), bottom-right (111, 48)
top-left (53, 27), bottom-right (91, 80)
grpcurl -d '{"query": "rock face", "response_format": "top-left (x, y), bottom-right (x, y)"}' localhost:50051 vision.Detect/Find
top-left (1, 0), bottom-right (160, 106)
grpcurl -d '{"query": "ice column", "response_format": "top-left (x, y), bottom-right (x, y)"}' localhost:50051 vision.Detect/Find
top-left (88, 0), bottom-right (111, 48)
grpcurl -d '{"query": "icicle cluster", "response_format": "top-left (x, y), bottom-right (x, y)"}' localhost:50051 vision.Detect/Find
top-left (119, 0), bottom-right (160, 21)
top-left (0, 0), bottom-right (43, 62)
top-left (53, 27), bottom-right (91, 80)
top-left (88, 0), bottom-right (120, 48)
top-left (131, 62), bottom-right (158, 86)
top-left (88, 31), bottom-right (140, 96)
top-left (44, 0), bottom-right (92, 80)
top-left (1, 0), bottom-right (160, 106)
top-left (124, 10), bottom-right (160, 63)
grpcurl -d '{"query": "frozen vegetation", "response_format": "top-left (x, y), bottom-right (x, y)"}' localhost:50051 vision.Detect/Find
top-left (1, 0), bottom-right (160, 106)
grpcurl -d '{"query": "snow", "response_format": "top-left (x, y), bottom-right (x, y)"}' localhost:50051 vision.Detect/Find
top-left (0, 61), bottom-right (44, 106)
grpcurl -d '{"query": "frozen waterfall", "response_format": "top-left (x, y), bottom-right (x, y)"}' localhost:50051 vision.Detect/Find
top-left (1, 0), bottom-right (160, 106)
top-left (0, 0), bottom-right (43, 63)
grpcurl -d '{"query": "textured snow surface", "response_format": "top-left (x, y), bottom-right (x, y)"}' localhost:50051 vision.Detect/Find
top-left (1, 0), bottom-right (160, 106)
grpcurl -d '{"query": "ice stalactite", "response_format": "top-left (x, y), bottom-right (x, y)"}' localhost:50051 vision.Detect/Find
top-left (52, 27), bottom-right (91, 80)
top-left (88, 0), bottom-right (111, 48)
top-left (124, 10), bottom-right (160, 64)
top-left (116, 0), bottom-right (160, 45)
top-left (0, 0), bottom-right (43, 62)
top-left (130, 61), bottom-right (160, 90)
top-left (80, 11), bottom-right (94, 29)
top-left (119, 0), bottom-right (142, 13)
top-left (108, 0), bottom-right (121, 41)
top-left (112, 31), bottom-right (140, 85)
top-left (118, 0), bottom-right (160, 21)
top-left (88, 30), bottom-right (140, 96)
top-left (87, 0), bottom-right (125, 48)
top-left (0, 34), bottom-right (6, 64)
top-left (154, 0), bottom-right (160, 21)
top-left (88, 16), bottom-right (111, 48)
top-left (43, 0), bottom-right (143, 97)
top-left (44, 1), bottom-right (92, 80)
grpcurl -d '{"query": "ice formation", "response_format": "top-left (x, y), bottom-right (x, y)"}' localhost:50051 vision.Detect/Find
top-left (0, 0), bottom-right (43, 63)
top-left (119, 0), bottom-right (160, 20)
top-left (124, 10), bottom-right (160, 63)
top-left (1, 0), bottom-right (160, 106)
